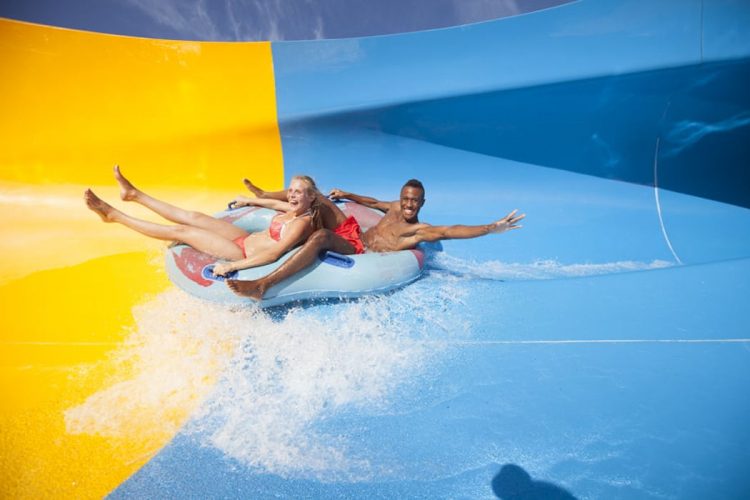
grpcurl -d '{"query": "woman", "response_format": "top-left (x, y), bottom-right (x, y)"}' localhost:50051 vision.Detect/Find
top-left (231, 175), bottom-right (365, 255)
top-left (84, 166), bottom-right (321, 276)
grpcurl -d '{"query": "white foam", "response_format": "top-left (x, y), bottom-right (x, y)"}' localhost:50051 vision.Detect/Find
top-left (64, 291), bottom-right (248, 450)
top-left (64, 276), bottom-right (470, 479)
top-left (190, 280), bottom-right (470, 481)
top-left (428, 252), bottom-right (672, 281)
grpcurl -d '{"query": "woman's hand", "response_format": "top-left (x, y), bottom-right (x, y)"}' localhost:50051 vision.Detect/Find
top-left (213, 262), bottom-right (235, 276)
top-left (228, 196), bottom-right (254, 209)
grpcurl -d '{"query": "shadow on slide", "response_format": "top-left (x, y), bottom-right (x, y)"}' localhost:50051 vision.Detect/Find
top-left (492, 464), bottom-right (577, 500)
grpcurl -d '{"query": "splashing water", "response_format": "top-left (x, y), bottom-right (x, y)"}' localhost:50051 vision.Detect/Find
top-left (64, 251), bottom-right (669, 480)
top-left (64, 272), bottom-right (471, 480)
top-left (64, 291), bottom-right (245, 456)
top-left (428, 252), bottom-right (672, 281)
top-left (187, 273), bottom-right (475, 481)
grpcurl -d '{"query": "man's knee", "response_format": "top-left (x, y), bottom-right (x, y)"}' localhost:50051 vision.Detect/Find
top-left (308, 229), bottom-right (335, 247)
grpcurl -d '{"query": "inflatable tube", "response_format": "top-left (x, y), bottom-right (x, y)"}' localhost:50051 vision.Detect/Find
top-left (165, 202), bottom-right (428, 307)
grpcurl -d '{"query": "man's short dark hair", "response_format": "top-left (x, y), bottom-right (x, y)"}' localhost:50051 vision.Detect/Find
top-left (403, 179), bottom-right (424, 192)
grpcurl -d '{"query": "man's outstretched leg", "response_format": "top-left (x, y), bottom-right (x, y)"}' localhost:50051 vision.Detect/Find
top-left (227, 229), bottom-right (354, 300)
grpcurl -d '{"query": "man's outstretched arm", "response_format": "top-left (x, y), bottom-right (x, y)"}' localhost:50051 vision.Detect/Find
top-left (329, 188), bottom-right (393, 213)
top-left (242, 178), bottom-right (288, 201)
top-left (245, 177), bottom-right (347, 216)
top-left (414, 210), bottom-right (525, 243)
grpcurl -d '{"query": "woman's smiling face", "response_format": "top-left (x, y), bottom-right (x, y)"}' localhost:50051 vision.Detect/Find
top-left (287, 178), bottom-right (315, 213)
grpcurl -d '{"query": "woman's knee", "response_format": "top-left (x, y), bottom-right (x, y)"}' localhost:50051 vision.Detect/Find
top-left (172, 224), bottom-right (192, 239)
top-left (185, 210), bottom-right (210, 225)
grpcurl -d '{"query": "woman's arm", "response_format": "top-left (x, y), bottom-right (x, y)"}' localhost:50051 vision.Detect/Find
top-left (328, 188), bottom-right (393, 213)
top-left (213, 217), bottom-right (312, 275)
top-left (229, 195), bottom-right (291, 211)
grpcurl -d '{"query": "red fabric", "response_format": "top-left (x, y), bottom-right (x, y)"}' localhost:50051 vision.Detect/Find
top-left (268, 217), bottom-right (283, 241)
top-left (233, 236), bottom-right (247, 258)
top-left (334, 216), bottom-right (365, 254)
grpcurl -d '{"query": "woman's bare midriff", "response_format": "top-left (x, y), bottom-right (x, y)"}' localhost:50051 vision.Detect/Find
top-left (241, 230), bottom-right (280, 255)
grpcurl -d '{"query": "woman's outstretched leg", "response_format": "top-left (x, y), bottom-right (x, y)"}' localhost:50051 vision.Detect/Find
top-left (114, 165), bottom-right (246, 240)
top-left (85, 189), bottom-right (245, 260)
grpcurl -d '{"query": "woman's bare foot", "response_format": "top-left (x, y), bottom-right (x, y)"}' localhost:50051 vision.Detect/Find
top-left (242, 178), bottom-right (265, 198)
top-left (227, 278), bottom-right (266, 301)
top-left (114, 165), bottom-right (140, 201)
top-left (84, 189), bottom-right (117, 222)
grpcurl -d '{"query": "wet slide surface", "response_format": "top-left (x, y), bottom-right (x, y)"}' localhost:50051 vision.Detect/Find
top-left (2, 1), bottom-right (750, 498)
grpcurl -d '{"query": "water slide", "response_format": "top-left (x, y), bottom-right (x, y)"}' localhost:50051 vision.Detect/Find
top-left (2, 1), bottom-right (749, 498)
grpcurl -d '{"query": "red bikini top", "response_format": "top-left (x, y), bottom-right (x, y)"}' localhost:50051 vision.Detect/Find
top-left (268, 217), bottom-right (284, 241)
top-left (268, 210), bottom-right (311, 242)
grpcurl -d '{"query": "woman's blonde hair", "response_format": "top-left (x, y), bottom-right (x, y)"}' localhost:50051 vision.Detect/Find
top-left (291, 174), bottom-right (323, 231)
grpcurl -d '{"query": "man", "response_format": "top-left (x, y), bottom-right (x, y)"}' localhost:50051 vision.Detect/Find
top-left (227, 179), bottom-right (524, 300)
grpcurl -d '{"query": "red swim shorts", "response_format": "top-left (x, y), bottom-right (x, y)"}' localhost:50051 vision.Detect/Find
top-left (333, 216), bottom-right (365, 254)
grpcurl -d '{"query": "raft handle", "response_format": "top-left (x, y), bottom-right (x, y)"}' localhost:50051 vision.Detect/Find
top-left (320, 251), bottom-right (355, 268)
top-left (202, 264), bottom-right (239, 282)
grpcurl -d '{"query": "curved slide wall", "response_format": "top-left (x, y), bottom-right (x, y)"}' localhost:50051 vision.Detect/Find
top-left (0, 18), bottom-right (283, 498)
top-left (2, 1), bottom-right (750, 498)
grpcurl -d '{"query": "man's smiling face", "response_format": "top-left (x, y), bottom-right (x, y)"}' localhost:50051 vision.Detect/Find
top-left (399, 185), bottom-right (425, 223)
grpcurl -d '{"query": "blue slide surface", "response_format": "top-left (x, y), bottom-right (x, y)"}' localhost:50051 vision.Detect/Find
top-left (112, 1), bottom-right (750, 498)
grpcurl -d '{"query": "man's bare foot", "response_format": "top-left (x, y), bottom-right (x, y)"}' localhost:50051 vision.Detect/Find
top-left (227, 278), bottom-right (266, 301)
top-left (242, 178), bottom-right (265, 198)
top-left (84, 189), bottom-right (116, 222)
top-left (114, 165), bottom-right (140, 201)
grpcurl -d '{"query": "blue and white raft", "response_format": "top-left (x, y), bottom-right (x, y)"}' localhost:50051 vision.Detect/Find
top-left (165, 202), bottom-right (430, 307)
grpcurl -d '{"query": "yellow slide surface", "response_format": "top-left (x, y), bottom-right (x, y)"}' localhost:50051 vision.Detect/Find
top-left (0, 18), bottom-right (283, 498)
